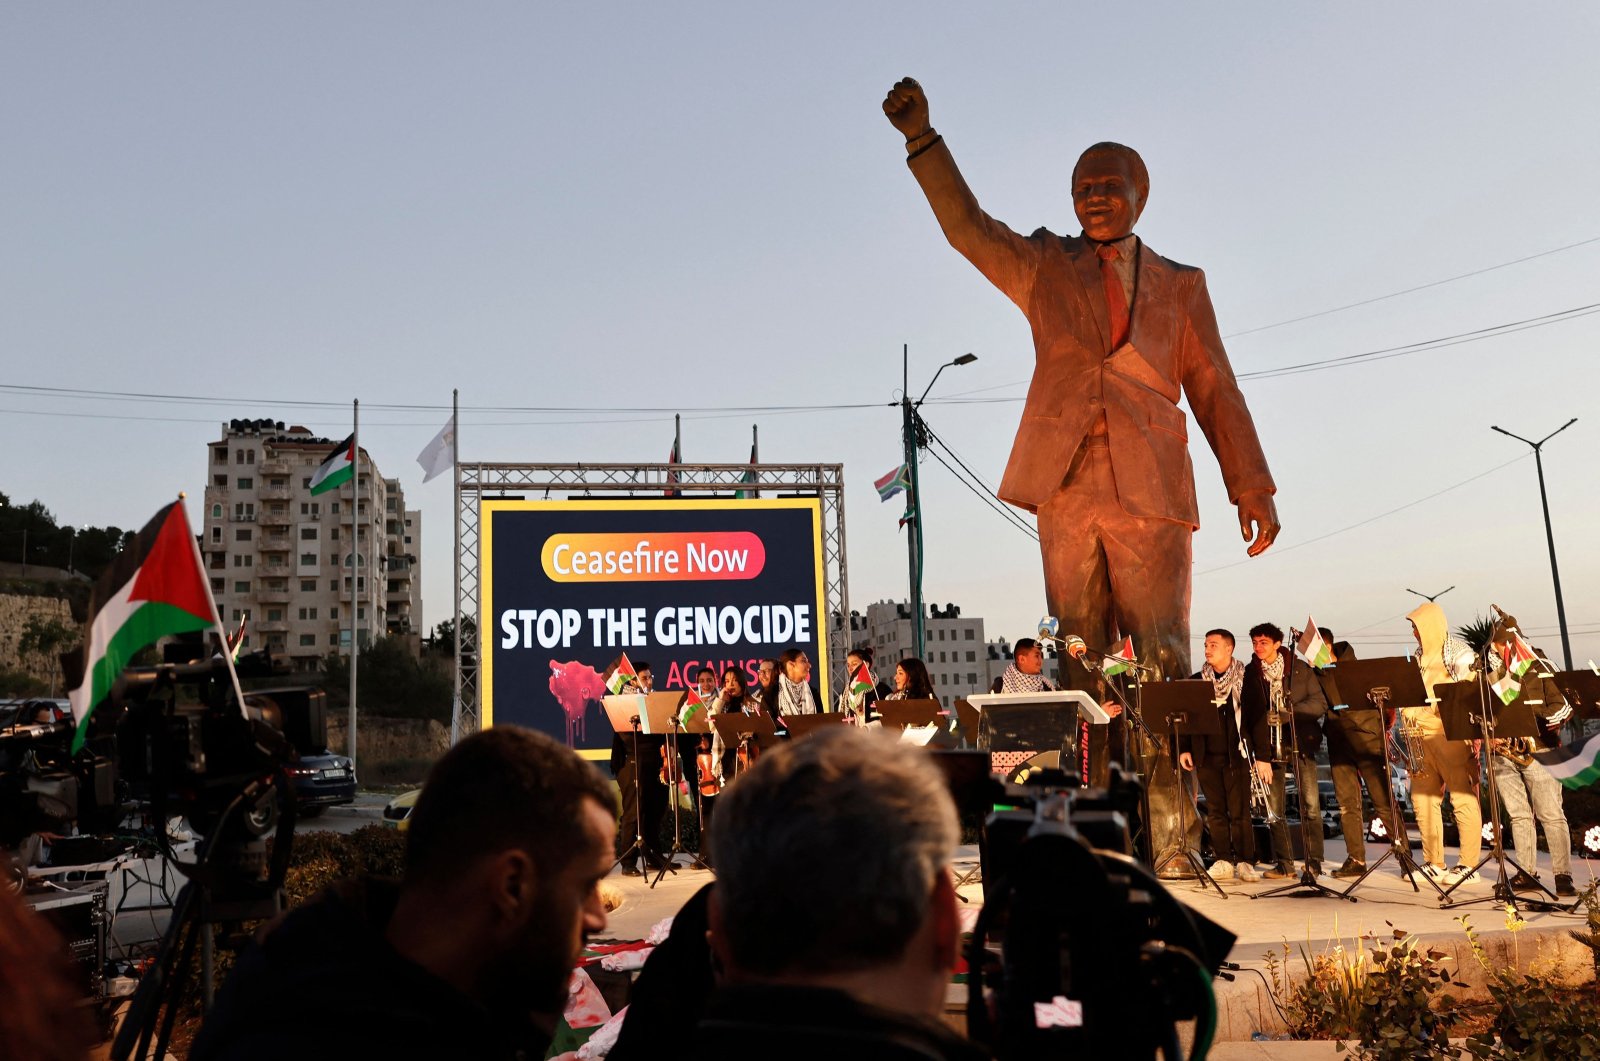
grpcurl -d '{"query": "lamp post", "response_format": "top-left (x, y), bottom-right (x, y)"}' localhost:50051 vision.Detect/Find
top-left (1491, 418), bottom-right (1577, 670)
top-left (900, 346), bottom-right (978, 660)
top-left (1405, 586), bottom-right (1455, 603)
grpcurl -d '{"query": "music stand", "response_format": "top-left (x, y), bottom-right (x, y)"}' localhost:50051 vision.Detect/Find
top-left (1319, 658), bottom-right (1444, 900)
top-left (1549, 671), bottom-right (1600, 725)
top-left (637, 693), bottom-right (696, 883)
top-left (783, 713), bottom-right (854, 740)
top-left (601, 695), bottom-right (650, 879)
top-left (1434, 678), bottom-right (1562, 911)
top-left (1251, 666), bottom-right (1351, 903)
top-left (1141, 680), bottom-right (1226, 897)
top-left (878, 698), bottom-right (941, 732)
top-left (953, 698), bottom-right (981, 747)
top-left (710, 712), bottom-right (776, 784)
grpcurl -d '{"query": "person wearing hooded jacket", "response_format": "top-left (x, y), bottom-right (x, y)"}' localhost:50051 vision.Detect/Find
top-left (1404, 601), bottom-right (1484, 883)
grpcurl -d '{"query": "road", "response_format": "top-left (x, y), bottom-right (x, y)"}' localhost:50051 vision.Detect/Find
top-left (293, 791), bottom-right (388, 835)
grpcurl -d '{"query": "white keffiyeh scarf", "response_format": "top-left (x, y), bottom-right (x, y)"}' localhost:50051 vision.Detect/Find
top-left (778, 674), bottom-right (817, 716)
top-left (1000, 665), bottom-right (1055, 694)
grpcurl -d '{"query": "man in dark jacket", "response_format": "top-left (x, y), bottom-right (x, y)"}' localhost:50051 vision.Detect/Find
top-left (192, 727), bottom-right (617, 1061)
top-left (698, 728), bottom-right (988, 1060)
top-left (1314, 629), bottom-right (1396, 878)
top-left (1242, 622), bottom-right (1329, 878)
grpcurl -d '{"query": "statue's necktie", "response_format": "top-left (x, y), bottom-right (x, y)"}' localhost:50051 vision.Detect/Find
top-left (1097, 243), bottom-right (1130, 350)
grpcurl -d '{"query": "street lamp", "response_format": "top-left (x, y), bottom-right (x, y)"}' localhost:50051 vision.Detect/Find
top-left (1491, 418), bottom-right (1577, 670)
top-left (901, 347), bottom-right (979, 659)
top-left (1405, 586), bottom-right (1455, 603)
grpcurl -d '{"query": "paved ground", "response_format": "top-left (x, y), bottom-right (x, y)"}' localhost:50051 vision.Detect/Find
top-left (292, 791), bottom-right (387, 835)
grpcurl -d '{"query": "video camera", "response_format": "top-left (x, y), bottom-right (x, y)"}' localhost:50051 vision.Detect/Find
top-left (967, 765), bottom-right (1234, 1061)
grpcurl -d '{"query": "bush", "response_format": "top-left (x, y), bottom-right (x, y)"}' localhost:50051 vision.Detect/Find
top-left (1460, 912), bottom-right (1600, 1060)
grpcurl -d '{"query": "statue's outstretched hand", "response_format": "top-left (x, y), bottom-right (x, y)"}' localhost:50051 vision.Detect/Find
top-left (1237, 490), bottom-right (1280, 558)
top-left (883, 77), bottom-right (931, 140)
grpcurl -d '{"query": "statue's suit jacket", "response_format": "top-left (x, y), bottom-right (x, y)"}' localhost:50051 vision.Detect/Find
top-left (907, 141), bottom-right (1275, 524)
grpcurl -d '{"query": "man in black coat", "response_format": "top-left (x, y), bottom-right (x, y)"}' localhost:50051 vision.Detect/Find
top-left (1178, 629), bottom-right (1261, 880)
top-left (1314, 630), bottom-right (1396, 878)
top-left (1241, 622), bottom-right (1329, 878)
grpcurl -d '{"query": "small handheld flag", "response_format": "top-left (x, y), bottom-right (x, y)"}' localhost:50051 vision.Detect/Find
top-left (1296, 620), bottom-right (1333, 668)
top-left (1100, 636), bottom-right (1135, 677)
top-left (1503, 633), bottom-right (1537, 678)
top-left (604, 653), bottom-right (638, 695)
top-left (678, 687), bottom-right (706, 727)
top-left (850, 663), bottom-right (874, 700)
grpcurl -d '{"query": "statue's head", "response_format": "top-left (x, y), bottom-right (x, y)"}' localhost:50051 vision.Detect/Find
top-left (1072, 142), bottom-right (1148, 242)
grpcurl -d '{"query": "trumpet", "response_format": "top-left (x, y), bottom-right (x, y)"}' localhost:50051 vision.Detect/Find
top-left (1241, 742), bottom-right (1281, 823)
top-left (1491, 736), bottom-right (1535, 768)
top-left (1267, 708), bottom-right (1290, 764)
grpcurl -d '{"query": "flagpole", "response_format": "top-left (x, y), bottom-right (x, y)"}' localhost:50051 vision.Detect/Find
top-left (349, 399), bottom-right (359, 771)
top-left (179, 493), bottom-right (248, 717)
top-left (752, 423), bottom-right (759, 499)
top-left (451, 388), bottom-right (462, 745)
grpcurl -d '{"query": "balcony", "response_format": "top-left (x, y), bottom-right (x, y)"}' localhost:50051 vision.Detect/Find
top-left (256, 620), bottom-right (290, 634)
top-left (258, 535), bottom-right (291, 551)
top-left (259, 458), bottom-right (291, 475)
top-left (256, 587), bottom-right (290, 603)
top-left (258, 510), bottom-right (290, 527)
top-left (258, 486), bottom-right (292, 502)
top-left (230, 512), bottom-right (256, 523)
top-left (259, 563), bottom-right (290, 577)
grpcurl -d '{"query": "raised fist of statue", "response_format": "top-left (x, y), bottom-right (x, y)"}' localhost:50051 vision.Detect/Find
top-left (882, 77), bottom-right (931, 140)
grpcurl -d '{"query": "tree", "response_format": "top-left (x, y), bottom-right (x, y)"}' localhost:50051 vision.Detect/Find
top-left (321, 636), bottom-right (451, 723)
top-left (18, 615), bottom-right (80, 696)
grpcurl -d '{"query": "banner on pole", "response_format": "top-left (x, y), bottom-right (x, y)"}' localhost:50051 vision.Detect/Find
top-left (480, 498), bottom-right (828, 760)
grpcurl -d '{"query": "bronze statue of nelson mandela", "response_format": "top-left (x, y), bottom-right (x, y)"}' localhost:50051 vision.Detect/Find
top-left (884, 77), bottom-right (1280, 873)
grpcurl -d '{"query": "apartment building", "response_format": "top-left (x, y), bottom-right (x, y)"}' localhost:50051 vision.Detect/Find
top-left (857, 599), bottom-right (987, 710)
top-left (202, 419), bottom-right (421, 673)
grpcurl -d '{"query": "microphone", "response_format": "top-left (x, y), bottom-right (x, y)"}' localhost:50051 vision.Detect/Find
top-left (1037, 616), bottom-right (1089, 659)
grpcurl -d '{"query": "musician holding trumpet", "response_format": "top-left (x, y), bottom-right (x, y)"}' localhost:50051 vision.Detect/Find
top-left (1178, 629), bottom-right (1264, 882)
top-left (1243, 622), bottom-right (1331, 879)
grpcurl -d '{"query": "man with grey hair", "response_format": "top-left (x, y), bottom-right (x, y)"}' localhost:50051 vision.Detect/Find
top-left (699, 727), bottom-right (985, 1059)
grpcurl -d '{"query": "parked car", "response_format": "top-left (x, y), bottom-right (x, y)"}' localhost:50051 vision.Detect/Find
top-left (382, 788), bottom-right (421, 832)
top-left (288, 749), bottom-right (356, 816)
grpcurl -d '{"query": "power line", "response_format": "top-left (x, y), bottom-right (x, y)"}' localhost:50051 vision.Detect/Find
top-left (1222, 235), bottom-right (1600, 339)
top-left (916, 417), bottom-right (1041, 541)
top-left (920, 444), bottom-right (1039, 542)
top-left (1194, 453), bottom-right (1530, 577)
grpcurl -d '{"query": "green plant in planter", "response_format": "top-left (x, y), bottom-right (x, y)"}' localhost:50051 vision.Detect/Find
top-left (1461, 915), bottom-right (1600, 1060)
top-left (1264, 924), bottom-right (1459, 1057)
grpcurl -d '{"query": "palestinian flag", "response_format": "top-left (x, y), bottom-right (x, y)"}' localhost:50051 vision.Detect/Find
top-left (678, 687), bottom-right (706, 727)
top-left (736, 441), bottom-right (759, 499)
top-left (850, 663), bottom-right (874, 700)
top-left (1532, 732), bottom-right (1600, 790)
top-left (604, 653), bottom-right (638, 695)
top-left (1491, 673), bottom-right (1522, 706)
top-left (67, 501), bottom-right (220, 751)
top-left (1297, 619), bottom-right (1333, 668)
top-left (898, 505), bottom-right (915, 530)
top-left (1101, 636), bottom-right (1135, 677)
top-left (664, 435), bottom-right (680, 497)
top-left (309, 434), bottom-right (356, 496)
top-left (1503, 633), bottom-right (1538, 678)
top-left (876, 464), bottom-right (911, 502)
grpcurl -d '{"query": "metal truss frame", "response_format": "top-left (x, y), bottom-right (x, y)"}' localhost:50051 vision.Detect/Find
top-left (452, 462), bottom-right (849, 741)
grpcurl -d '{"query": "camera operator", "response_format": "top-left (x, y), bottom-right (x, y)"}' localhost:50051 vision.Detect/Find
top-left (192, 727), bottom-right (616, 1060)
top-left (699, 727), bottom-right (986, 1059)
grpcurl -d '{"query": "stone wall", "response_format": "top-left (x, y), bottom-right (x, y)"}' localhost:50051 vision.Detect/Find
top-left (326, 713), bottom-right (449, 777)
top-left (0, 592), bottom-right (76, 683)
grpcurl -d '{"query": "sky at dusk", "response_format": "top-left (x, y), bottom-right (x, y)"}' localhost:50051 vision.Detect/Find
top-left (5, 4), bottom-right (1599, 676)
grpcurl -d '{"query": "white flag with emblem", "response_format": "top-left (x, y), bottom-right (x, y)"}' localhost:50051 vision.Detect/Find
top-left (416, 414), bottom-right (456, 483)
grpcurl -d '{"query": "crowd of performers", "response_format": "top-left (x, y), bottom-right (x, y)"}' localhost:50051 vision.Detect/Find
top-left (611, 600), bottom-right (1581, 898)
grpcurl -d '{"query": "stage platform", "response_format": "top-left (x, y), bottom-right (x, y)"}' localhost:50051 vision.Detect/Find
top-left (600, 836), bottom-right (1600, 1051)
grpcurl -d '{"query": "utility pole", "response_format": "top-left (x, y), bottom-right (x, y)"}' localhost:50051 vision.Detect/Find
top-left (1491, 418), bottom-right (1577, 670)
top-left (900, 346), bottom-right (979, 662)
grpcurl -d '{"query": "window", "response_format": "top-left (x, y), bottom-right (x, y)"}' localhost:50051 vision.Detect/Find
top-left (298, 607), bottom-right (318, 620)
top-left (300, 528), bottom-right (317, 540)
top-left (211, 578), bottom-right (225, 593)
top-left (247, 450), bottom-right (256, 464)
top-left (967, 672), bottom-right (978, 685)
top-left (966, 651), bottom-right (976, 662)
top-left (357, 607), bottom-right (365, 620)
top-left (211, 503), bottom-right (222, 518)
top-left (357, 576), bottom-right (365, 591)
top-left (236, 450), bottom-right (246, 465)
top-left (387, 580), bottom-right (400, 593)
top-left (965, 629), bottom-right (975, 640)
top-left (404, 536), bottom-right (412, 545)
top-left (235, 528), bottom-right (252, 541)
top-left (236, 477), bottom-right (252, 490)
top-left (329, 633), bottom-right (340, 646)
top-left (299, 634), bottom-right (316, 647)
top-left (234, 581), bottom-right (249, 593)
top-left (209, 552), bottom-right (225, 570)
top-left (301, 477), bottom-right (311, 490)
top-left (213, 474), bottom-right (227, 487)
top-left (269, 478), bottom-right (286, 489)
top-left (300, 579), bottom-right (317, 592)
top-left (232, 554), bottom-right (252, 568)
top-left (211, 527), bottom-right (222, 543)
top-left (300, 553), bottom-right (317, 566)
top-left (330, 607), bottom-right (339, 621)
top-left (330, 528), bottom-right (338, 540)
top-left (213, 447), bottom-right (228, 464)
top-left (267, 609), bottom-right (283, 622)
top-left (331, 502), bottom-right (340, 515)
top-left (330, 554), bottom-right (340, 566)
top-left (329, 580), bottom-right (338, 592)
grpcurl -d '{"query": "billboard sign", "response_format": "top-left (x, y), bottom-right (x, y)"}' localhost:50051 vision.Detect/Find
top-left (480, 498), bottom-right (828, 759)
